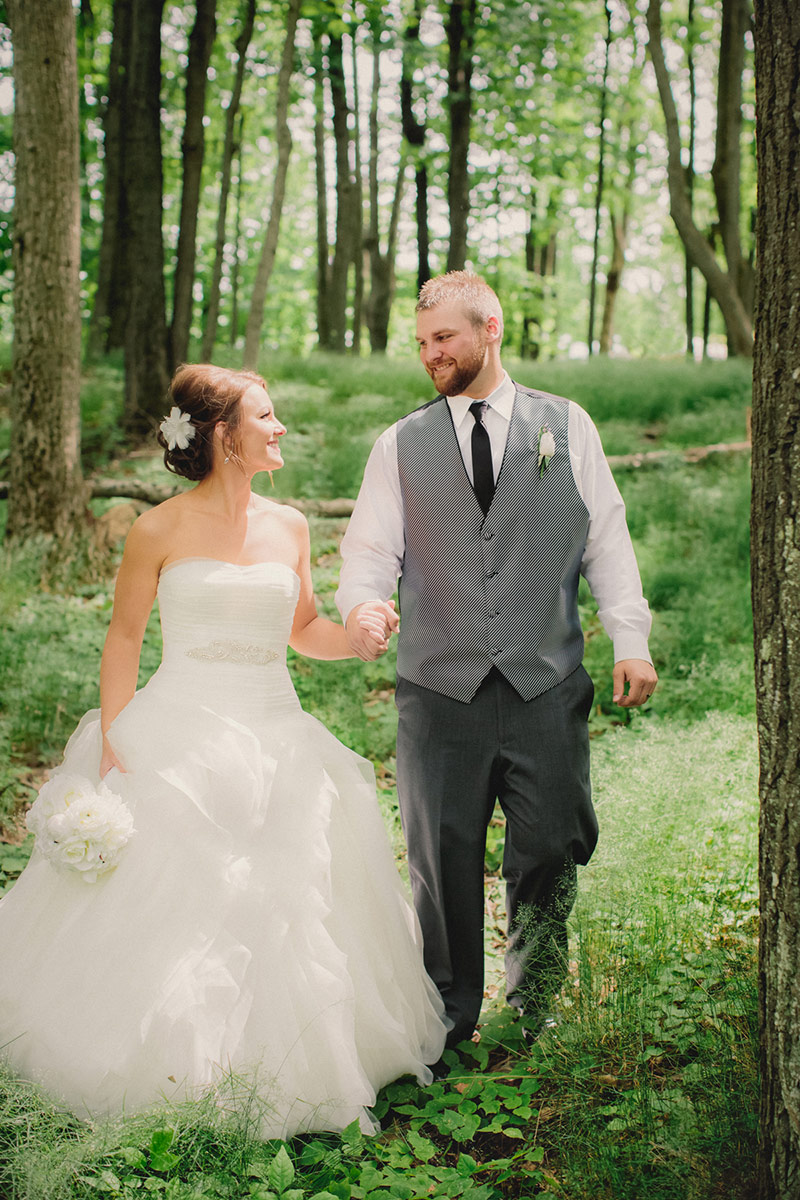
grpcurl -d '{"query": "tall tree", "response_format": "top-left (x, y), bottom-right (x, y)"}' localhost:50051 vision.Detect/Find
top-left (445, 0), bottom-right (476, 272)
top-left (201, 0), bottom-right (256, 362)
top-left (587, 0), bottom-right (612, 356)
top-left (751, 4), bottom-right (800, 1196)
top-left (5, 0), bottom-right (86, 542)
top-left (86, 0), bottom-right (130, 359)
top-left (364, 14), bottom-right (406, 353)
top-left (327, 17), bottom-right (358, 351)
top-left (122, 0), bottom-right (170, 433)
top-left (311, 13), bottom-right (332, 350)
top-left (645, 0), bottom-right (753, 356)
top-left (243, 0), bottom-right (302, 370)
top-left (684, 0), bottom-right (697, 357)
top-left (711, 0), bottom-right (754, 344)
top-left (170, 0), bottom-right (217, 370)
top-left (401, 0), bottom-right (430, 292)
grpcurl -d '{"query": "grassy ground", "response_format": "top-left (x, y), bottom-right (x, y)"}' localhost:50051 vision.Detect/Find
top-left (0, 355), bottom-right (757, 1198)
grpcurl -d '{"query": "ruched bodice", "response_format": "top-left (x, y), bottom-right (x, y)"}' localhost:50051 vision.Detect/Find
top-left (153, 558), bottom-right (302, 720)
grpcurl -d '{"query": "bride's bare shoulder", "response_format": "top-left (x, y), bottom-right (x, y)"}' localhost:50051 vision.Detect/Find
top-left (122, 493), bottom-right (197, 561)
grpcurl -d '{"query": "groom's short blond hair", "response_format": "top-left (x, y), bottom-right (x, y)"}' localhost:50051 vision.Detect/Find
top-left (416, 271), bottom-right (504, 340)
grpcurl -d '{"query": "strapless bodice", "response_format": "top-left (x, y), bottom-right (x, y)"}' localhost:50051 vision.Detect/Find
top-left (150, 558), bottom-right (302, 720)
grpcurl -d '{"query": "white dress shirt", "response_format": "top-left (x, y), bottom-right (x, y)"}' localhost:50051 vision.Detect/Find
top-left (336, 372), bottom-right (653, 664)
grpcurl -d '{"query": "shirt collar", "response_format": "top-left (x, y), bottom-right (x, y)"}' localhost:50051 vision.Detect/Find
top-left (446, 372), bottom-right (516, 431)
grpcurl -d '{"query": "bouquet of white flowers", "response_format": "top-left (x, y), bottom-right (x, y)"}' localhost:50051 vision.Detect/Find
top-left (26, 774), bottom-right (135, 883)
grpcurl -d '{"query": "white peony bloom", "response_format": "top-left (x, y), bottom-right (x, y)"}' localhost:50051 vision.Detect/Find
top-left (26, 774), bottom-right (135, 883)
top-left (159, 406), bottom-right (196, 451)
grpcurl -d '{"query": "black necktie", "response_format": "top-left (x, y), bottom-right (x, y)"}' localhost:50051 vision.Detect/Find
top-left (469, 401), bottom-right (494, 515)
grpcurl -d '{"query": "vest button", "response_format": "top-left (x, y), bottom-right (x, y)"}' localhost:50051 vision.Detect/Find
top-left (490, 648), bottom-right (499, 655)
top-left (483, 530), bottom-right (493, 541)
top-left (486, 569), bottom-right (497, 578)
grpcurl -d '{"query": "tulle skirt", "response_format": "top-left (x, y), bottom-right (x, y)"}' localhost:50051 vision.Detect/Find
top-left (0, 663), bottom-right (446, 1138)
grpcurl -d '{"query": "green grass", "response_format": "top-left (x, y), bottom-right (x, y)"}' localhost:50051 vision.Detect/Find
top-left (0, 354), bottom-right (758, 1197)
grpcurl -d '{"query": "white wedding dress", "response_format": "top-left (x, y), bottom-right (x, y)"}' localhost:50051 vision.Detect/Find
top-left (0, 559), bottom-right (446, 1137)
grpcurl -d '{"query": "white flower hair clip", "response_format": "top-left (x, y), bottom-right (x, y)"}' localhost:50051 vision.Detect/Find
top-left (159, 406), bottom-right (196, 451)
top-left (538, 425), bottom-right (556, 477)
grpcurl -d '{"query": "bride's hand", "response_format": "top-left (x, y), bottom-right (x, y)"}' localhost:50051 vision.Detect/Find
top-left (100, 737), bottom-right (126, 779)
top-left (347, 600), bottom-right (399, 661)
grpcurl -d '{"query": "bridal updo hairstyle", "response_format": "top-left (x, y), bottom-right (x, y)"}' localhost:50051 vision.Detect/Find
top-left (157, 364), bottom-right (268, 481)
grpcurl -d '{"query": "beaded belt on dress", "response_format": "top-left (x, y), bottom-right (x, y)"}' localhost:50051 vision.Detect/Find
top-left (185, 640), bottom-right (280, 665)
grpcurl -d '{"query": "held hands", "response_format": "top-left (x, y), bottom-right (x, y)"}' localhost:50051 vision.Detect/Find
top-left (346, 600), bottom-right (400, 662)
top-left (613, 658), bottom-right (658, 708)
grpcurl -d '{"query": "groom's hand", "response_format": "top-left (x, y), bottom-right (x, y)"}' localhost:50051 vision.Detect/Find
top-left (613, 658), bottom-right (658, 707)
top-left (346, 600), bottom-right (399, 661)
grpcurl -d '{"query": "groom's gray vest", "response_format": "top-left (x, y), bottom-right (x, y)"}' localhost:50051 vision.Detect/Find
top-left (395, 385), bottom-right (590, 704)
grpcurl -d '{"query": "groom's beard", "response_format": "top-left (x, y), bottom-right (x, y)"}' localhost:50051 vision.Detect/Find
top-left (428, 334), bottom-right (487, 397)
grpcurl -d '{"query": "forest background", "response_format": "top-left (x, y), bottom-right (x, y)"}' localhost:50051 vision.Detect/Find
top-left (0, 0), bottom-right (780, 1198)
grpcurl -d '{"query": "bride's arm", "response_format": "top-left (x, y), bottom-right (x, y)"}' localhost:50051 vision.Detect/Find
top-left (287, 510), bottom-right (390, 661)
top-left (99, 516), bottom-right (163, 775)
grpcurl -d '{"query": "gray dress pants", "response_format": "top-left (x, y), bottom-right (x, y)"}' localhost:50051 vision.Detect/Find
top-left (395, 665), bottom-right (598, 1047)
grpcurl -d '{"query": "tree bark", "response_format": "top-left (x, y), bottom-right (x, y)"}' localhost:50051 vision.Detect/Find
top-left (401, 0), bottom-right (429, 293)
top-left (5, 0), bottom-right (86, 542)
top-left (122, 0), bottom-right (170, 435)
top-left (445, 0), bottom-right (476, 272)
top-left (588, 0), bottom-right (612, 356)
top-left (86, 0), bottom-right (130, 359)
top-left (751, 4), bottom-right (800, 1197)
top-left (242, 0), bottom-right (301, 370)
top-left (350, 27), bottom-right (364, 356)
top-left (201, 0), bottom-right (255, 362)
top-left (645, 0), bottom-right (753, 356)
top-left (598, 204), bottom-right (629, 354)
top-left (684, 0), bottom-right (697, 357)
top-left (312, 16), bottom-right (331, 350)
top-left (170, 0), bottom-right (217, 370)
top-left (712, 0), bottom-right (751, 310)
top-left (327, 26), bottom-right (357, 352)
top-left (365, 20), bottom-right (405, 353)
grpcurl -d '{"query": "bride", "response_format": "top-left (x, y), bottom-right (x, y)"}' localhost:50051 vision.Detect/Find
top-left (0, 363), bottom-right (447, 1138)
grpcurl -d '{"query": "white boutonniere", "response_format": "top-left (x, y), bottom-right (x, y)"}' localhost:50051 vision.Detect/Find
top-left (26, 774), bottom-right (135, 883)
top-left (159, 406), bottom-right (196, 451)
top-left (538, 425), bottom-right (556, 477)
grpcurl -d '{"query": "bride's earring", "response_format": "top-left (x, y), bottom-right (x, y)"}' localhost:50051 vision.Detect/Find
top-left (224, 455), bottom-right (230, 464)
top-left (269, 471), bottom-right (274, 488)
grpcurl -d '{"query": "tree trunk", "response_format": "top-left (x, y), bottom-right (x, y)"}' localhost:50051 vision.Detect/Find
top-left (712, 0), bottom-right (750, 291)
top-left (645, 0), bottom-right (753, 356)
top-left (201, 0), bottom-right (255, 362)
top-left (588, 0), bottom-right (612, 356)
top-left (86, 0), bottom-right (130, 360)
top-left (242, 0), bottom-right (301, 370)
top-left (598, 204), bottom-right (628, 354)
top-left (401, 0), bottom-right (429, 293)
top-left (122, 0), bottom-right (169, 435)
top-left (312, 17), bottom-right (331, 351)
top-left (327, 27), bottom-right (357, 352)
top-left (684, 0), bottom-right (696, 357)
top-left (751, 3), bottom-right (800, 1197)
top-left (350, 27), bottom-right (364, 355)
top-left (230, 113), bottom-right (244, 347)
top-left (364, 21), bottom-right (405, 353)
top-left (5, 0), bottom-right (86, 542)
top-left (445, 0), bottom-right (476, 272)
top-left (170, 0), bottom-right (217, 370)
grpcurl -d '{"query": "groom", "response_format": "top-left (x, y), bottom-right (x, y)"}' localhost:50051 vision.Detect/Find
top-left (336, 271), bottom-right (657, 1048)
